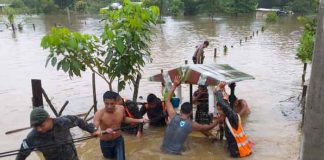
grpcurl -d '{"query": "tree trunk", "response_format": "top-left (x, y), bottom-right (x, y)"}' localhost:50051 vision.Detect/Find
top-left (108, 82), bottom-right (113, 91)
top-left (11, 23), bottom-right (15, 32)
top-left (132, 73), bottom-right (141, 102)
top-left (301, 1), bottom-right (324, 159)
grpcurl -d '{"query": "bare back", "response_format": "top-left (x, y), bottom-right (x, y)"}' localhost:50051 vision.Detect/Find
top-left (95, 105), bottom-right (125, 141)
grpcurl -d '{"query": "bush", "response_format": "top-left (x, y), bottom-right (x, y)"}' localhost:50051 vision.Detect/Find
top-left (75, 0), bottom-right (87, 13)
top-left (297, 31), bottom-right (314, 63)
top-left (265, 12), bottom-right (278, 23)
top-left (169, 0), bottom-right (183, 16)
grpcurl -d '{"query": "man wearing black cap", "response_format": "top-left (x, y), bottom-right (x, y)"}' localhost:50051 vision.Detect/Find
top-left (161, 76), bottom-right (221, 155)
top-left (16, 108), bottom-right (98, 160)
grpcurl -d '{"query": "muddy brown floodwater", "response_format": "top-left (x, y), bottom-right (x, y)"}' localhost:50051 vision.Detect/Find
top-left (0, 14), bottom-right (305, 159)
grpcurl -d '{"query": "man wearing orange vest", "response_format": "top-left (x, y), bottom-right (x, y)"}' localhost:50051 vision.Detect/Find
top-left (215, 83), bottom-right (252, 158)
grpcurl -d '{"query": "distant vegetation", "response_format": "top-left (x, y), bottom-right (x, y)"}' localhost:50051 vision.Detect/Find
top-left (265, 12), bottom-right (278, 23)
top-left (0, 0), bottom-right (319, 15)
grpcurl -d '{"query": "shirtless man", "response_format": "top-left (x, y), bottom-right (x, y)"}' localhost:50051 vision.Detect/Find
top-left (233, 98), bottom-right (250, 117)
top-left (93, 91), bottom-right (148, 160)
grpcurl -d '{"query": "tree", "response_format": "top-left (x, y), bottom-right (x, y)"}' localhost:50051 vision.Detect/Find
top-left (75, 0), bottom-right (87, 13)
top-left (169, 0), bottom-right (183, 16)
top-left (220, 0), bottom-right (258, 15)
top-left (41, 0), bottom-right (159, 101)
top-left (287, 0), bottom-right (319, 13)
top-left (3, 7), bottom-right (16, 32)
top-left (183, 0), bottom-right (198, 15)
top-left (296, 16), bottom-right (316, 83)
top-left (101, 0), bottom-right (159, 100)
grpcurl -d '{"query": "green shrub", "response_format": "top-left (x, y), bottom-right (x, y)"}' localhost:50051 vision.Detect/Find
top-left (265, 12), bottom-right (278, 23)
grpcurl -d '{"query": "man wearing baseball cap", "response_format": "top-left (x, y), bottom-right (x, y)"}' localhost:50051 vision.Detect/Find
top-left (16, 107), bottom-right (99, 160)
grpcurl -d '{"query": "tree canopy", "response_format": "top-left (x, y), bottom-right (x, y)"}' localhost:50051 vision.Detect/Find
top-left (41, 0), bottom-right (159, 101)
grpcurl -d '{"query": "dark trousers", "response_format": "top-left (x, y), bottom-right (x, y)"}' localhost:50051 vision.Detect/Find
top-left (195, 103), bottom-right (211, 124)
top-left (100, 136), bottom-right (125, 160)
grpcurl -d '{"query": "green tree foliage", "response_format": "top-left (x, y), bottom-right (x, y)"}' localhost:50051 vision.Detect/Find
top-left (169, 0), bottom-right (183, 16)
top-left (75, 0), bottom-right (87, 13)
top-left (287, 0), bottom-right (319, 13)
top-left (41, 28), bottom-right (101, 77)
top-left (220, 0), bottom-right (258, 14)
top-left (21, 0), bottom-right (59, 13)
top-left (183, 0), bottom-right (198, 15)
top-left (101, 0), bottom-right (159, 95)
top-left (53, 0), bottom-right (74, 8)
top-left (265, 12), bottom-right (278, 23)
top-left (3, 7), bottom-right (16, 32)
top-left (41, 0), bottom-right (159, 100)
top-left (297, 16), bottom-right (316, 63)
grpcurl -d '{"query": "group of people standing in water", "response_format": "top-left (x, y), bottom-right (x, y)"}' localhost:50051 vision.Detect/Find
top-left (15, 41), bottom-right (252, 160)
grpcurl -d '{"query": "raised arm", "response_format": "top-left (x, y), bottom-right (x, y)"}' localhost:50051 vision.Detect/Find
top-left (215, 90), bottom-right (238, 129)
top-left (166, 76), bottom-right (181, 120)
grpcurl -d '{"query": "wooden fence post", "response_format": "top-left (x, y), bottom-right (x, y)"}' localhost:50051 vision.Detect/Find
top-left (31, 79), bottom-right (43, 108)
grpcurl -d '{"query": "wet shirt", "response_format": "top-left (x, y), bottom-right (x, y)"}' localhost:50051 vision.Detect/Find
top-left (122, 104), bottom-right (142, 134)
top-left (215, 90), bottom-right (240, 157)
top-left (161, 114), bottom-right (193, 154)
top-left (193, 90), bottom-right (209, 103)
top-left (140, 99), bottom-right (166, 126)
top-left (16, 115), bottom-right (96, 160)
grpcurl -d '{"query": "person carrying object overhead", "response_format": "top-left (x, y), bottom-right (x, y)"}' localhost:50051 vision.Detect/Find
top-left (16, 108), bottom-right (100, 160)
top-left (215, 82), bottom-right (253, 158)
top-left (161, 76), bottom-right (222, 155)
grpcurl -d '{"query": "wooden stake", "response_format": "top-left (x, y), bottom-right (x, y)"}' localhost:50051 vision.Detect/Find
top-left (41, 88), bottom-right (59, 117)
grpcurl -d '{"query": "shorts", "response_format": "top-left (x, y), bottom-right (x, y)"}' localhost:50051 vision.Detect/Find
top-left (100, 136), bottom-right (125, 160)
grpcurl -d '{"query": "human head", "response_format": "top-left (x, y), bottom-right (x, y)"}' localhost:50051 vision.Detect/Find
top-left (125, 100), bottom-right (139, 112)
top-left (198, 85), bottom-right (207, 91)
top-left (116, 95), bottom-right (125, 106)
top-left (30, 108), bottom-right (53, 133)
top-left (103, 91), bottom-right (119, 113)
top-left (147, 93), bottom-right (158, 108)
top-left (218, 81), bottom-right (226, 90)
top-left (180, 102), bottom-right (193, 115)
top-left (203, 41), bottom-right (209, 48)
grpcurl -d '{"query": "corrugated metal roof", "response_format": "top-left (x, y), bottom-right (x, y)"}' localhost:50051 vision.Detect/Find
top-left (149, 63), bottom-right (255, 86)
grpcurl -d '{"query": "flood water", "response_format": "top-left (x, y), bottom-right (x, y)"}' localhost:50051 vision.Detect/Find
top-left (0, 13), bottom-right (305, 159)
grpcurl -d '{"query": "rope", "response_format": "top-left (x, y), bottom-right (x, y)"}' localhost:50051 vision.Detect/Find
top-left (0, 125), bottom-right (135, 158)
top-left (0, 105), bottom-right (168, 158)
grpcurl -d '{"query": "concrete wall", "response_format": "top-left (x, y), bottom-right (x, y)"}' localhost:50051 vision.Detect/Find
top-left (300, 0), bottom-right (324, 159)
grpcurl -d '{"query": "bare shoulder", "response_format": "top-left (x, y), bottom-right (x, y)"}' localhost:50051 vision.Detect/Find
top-left (116, 105), bottom-right (125, 113)
top-left (95, 108), bottom-right (105, 117)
